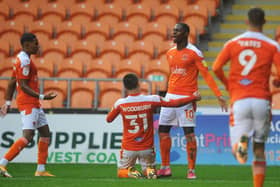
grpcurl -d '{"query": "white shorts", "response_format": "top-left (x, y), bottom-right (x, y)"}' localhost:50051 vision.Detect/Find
top-left (159, 93), bottom-right (196, 127)
top-left (230, 98), bottom-right (271, 146)
top-left (20, 108), bottom-right (48, 130)
top-left (118, 148), bottom-right (155, 171)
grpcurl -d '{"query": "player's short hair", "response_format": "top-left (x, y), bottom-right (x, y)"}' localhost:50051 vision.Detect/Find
top-left (20, 33), bottom-right (37, 46)
top-left (123, 73), bottom-right (139, 90)
top-left (248, 7), bottom-right (265, 27)
top-left (178, 22), bottom-right (190, 34)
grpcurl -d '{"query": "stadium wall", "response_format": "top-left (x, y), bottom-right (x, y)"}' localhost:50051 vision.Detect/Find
top-left (0, 110), bottom-right (279, 165)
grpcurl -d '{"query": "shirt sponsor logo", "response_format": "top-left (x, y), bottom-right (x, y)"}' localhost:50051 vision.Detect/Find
top-left (171, 66), bottom-right (187, 76)
top-left (239, 78), bottom-right (252, 85)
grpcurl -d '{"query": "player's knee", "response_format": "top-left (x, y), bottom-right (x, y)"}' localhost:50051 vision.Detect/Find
top-left (158, 125), bottom-right (172, 133)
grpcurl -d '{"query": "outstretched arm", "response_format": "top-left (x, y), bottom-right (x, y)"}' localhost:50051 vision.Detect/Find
top-left (106, 106), bottom-right (120, 123)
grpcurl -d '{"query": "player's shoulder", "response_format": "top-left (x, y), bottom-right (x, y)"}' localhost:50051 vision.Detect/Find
top-left (185, 43), bottom-right (203, 58)
top-left (167, 46), bottom-right (177, 54)
top-left (17, 51), bottom-right (30, 67)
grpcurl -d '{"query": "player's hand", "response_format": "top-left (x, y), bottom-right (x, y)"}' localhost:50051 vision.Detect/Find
top-left (193, 91), bottom-right (201, 101)
top-left (44, 92), bottom-right (57, 100)
top-left (0, 103), bottom-right (10, 118)
top-left (273, 79), bottom-right (280, 87)
top-left (217, 96), bottom-right (228, 112)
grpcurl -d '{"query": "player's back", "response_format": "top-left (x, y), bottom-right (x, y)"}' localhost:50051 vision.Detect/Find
top-left (224, 31), bottom-right (280, 102)
top-left (114, 94), bottom-right (161, 151)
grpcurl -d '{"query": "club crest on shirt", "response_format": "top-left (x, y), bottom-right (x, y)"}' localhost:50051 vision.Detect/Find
top-left (22, 66), bottom-right (30, 76)
top-left (182, 54), bottom-right (188, 61)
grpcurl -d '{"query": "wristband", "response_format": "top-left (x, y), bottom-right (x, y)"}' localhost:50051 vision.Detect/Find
top-left (39, 94), bottom-right (45, 100)
top-left (5, 100), bottom-right (11, 106)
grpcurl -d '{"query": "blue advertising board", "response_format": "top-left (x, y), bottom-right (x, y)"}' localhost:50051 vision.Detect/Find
top-left (153, 114), bottom-right (280, 165)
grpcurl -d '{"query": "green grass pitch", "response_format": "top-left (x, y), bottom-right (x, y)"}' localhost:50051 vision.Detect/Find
top-left (0, 164), bottom-right (279, 187)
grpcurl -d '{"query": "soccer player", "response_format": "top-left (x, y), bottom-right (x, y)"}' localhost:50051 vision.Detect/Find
top-left (0, 33), bottom-right (57, 177)
top-left (106, 73), bottom-right (201, 179)
top-left (212, 8), bottom-right (280, 187)
top-left (157, 23), bottom-right (227, 179)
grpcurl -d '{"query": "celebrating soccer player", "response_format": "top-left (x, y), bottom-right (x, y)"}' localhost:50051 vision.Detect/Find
top-left (106, 73), bottom-right (201, 179)
top-left (157, 23), bottom-right (227, 179)
top-left (212, 8), bottom-right (280, 187)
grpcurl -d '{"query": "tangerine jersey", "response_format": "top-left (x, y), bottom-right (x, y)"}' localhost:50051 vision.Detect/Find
top-left (106, 93), bottom-right (196, 151)
top-left (212, 31), bottom-right (280, 104)
top-left (166, 43), bottom-right (221, 97)
top-left (13, 51), bottom-right (40, 111)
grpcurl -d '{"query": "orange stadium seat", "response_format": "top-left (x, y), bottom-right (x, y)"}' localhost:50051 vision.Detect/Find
top-left (38, 1), bottom-right (67, 20)
top-left (144, 58), bottom-right (169, 92)
top-left (42, 49), bottom-right (65, 73)
top-left (129, 40), bottom-right (155, 59)
top-left (33, 57), bottom-right (55, 77)
top-left (70, 50), bottom-right (94, 75)
top-left (0, 58), bottom-right (15, 77)
top-left (112, 22), bottom-right (140, 40)
top-left (4, 13), bottom-right (34, 32)
top-left (198, 0), bottom-right (218, 17)
top-left (141, 22), bottom-right (169, 40)
top-left (71, 80), bottom-right (95, 108)
top-left (97, 40), bottom-right (124, 60)
top-left (112, 34), bottom-right (136, 51)
top-left (123, 3), bottom-right (153, 22)
top-left (39, 13), bottom-right (64, 27)
top-left (55, 31), bottom-right (80, 54)
top-left (0, 1), bottom-right (10, 18)
top-left (183, 3), bottom-right (208, 35)
top-left (94, 2), bottom-right (122, 22)
top-left (83, 21), bottom-right (110, 39)
top-left (42, 79), bottom-right (68, 108)
top-left (115, 58), bottom-right (144, 78)
top-left (98, 81), bottom-right (123, 110)
top-left (157, 40), bottom-right (175, 57)
top-left (152, 3), bottom-right (180, 21)
top-left (126, 52), bottom-right (152, 71)
top-left (56, 58), bottom-right (84, 78)
top-left (29, 20), bottom-right (56, 38)
top-left (126, 14), bottom-right (149, 26)
top-left (84, 58), bottom-right (114, 78)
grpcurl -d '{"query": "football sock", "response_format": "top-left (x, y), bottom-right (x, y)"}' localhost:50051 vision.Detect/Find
top-left (38, 137), bottom-right (50, 165)
top-left (117, 168), bottom-right (129, 178)
top-left (159, 133), bottom-right (171, 167)
top-left (252, 161), bottom-right (266, 187)
top-left (186, 133), bottom-right (197, 170)
top-left (4, 137), bottom-right (28, 161)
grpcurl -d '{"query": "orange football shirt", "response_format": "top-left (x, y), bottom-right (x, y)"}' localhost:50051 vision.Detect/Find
top-left (166, 43), bottom-right (221, 97)
top-left (14, 51), bottom-right (40, 112)
top-left (213, 31), bottom-right (280, 104)
top-left (106, 93), bottom-right (196, 151)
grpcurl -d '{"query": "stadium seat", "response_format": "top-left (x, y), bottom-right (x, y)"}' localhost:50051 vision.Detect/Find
top-left (115, 58), bottom-right (144, 78)
top-left (129, 40), bottom-right (155, 59)
top-left (56, 58), bottom-right (84, 78)
top-left (42, 49), bottom-right (65, 74)
top-left (157, 40), bottom-right (175, 57)
top-left (198, 0), bottom-right (218, 17)
top-left (71, 80), bottom-right (95, 108)
top-left (94, 2), bottom-right (122, 22)
top-left (183, 3), bottom-right (208, 34)
top-left (111, 22), bottom-right (140, 40)
top-left (98, 81), bottom-right (124, 110)
top-left (144, 58), bottom-right (169, 92)
top-left (123, 3), bottom-right (153, 22)
top-left (152, 3), bottom-right (180, 21)
top-left (84, 58), bottom-right (114, 78)
top-left (0, 58), bottom-right (16, 77)
top-left (38, 1), bottom-right (67, 21)
top-left (34, 57), bottom-right (55, 77)
top-left (112, 34), bottom-right (136, 52)
top-left (43, 79), bottom-right (68, 108)
top-left (126, 14), bottom-right (149, 26)
top-left (0, 30), bottom-right (21, 55)
top-left (30, 20), bottom-right (56, 38)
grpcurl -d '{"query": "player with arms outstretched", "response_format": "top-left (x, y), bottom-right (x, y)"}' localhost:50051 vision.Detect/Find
top-left (106, 73), bottom-right (200, 179)
top-left (212, 8), bottom-right (280, 187)
top-left (0, 33), bottom-right (57, 177)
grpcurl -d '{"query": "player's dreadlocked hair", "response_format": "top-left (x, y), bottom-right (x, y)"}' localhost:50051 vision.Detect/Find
top-left (123, 73), bottom-right (139, 90)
